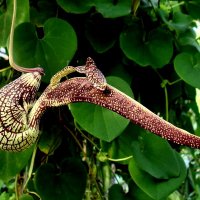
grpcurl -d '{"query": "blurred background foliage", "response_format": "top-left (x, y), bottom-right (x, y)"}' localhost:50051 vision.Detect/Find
top-left (0, 0), bottom-right (200, 199)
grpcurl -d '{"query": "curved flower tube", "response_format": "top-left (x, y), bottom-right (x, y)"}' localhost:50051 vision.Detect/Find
top-left (1, 58), bottom-right (200, 151)
top-left (36, 77), bottom-right (200, 149)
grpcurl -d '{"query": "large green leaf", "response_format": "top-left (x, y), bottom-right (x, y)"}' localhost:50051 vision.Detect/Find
top-left (94, 0), bottom-right (132, 18)
top-left (131, 133), bottom-right (180, 179)
top-left (128, 153), bottom-right (187, 200)
top-left (34, 158), bottom-right (87, 200)
top-left (0, 0), bottom-right (29, 47)
top-left (174, 52), bottom-right (200, 88)
top-left (0, 147), bottom-right (33, 182)
top-left (120, 24), bottom-right (173, 68)
top-left (13, 18), bottom-right (77, 81)
top-left (69, 76), bottom-right (133, 142)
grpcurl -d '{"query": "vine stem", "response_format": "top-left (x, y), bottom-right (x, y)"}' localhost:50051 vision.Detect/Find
top-left (9, 0), bottom-right (44, 74)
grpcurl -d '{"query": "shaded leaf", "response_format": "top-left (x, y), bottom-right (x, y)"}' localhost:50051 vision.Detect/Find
top-left (120, 24), bottom-right (173, 68)
top-left (57, 0), bottom-right (93, 14)
top-left (34, 158), bottom-right (87, 200)
top-left (109, 184), bottom-right (125, 200)
top-left (186, 0), bottom-right (200, 19)
top-left (85, 15), bottom-right (121, 53)
top-left (126, 180), bottom-right (154, 200)
top-left (95, 0), bottom-right (132, 18)
top-left (38, 126), bottom-right (62, 155)
top-left (30, 0), bottom-right (57, 26)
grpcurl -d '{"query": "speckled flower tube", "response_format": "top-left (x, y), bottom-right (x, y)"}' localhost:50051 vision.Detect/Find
top-left (43, 77), bottom-right (200, 149)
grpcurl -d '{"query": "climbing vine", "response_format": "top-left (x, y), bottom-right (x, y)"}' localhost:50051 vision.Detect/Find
top-left (0, 0), bottom-right (200, 200)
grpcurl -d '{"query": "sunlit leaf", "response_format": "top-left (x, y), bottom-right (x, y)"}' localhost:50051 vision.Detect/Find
top-left (131, 133), bottom-right (180, 179)
top-left (174, 52), bottom-right (200, 88)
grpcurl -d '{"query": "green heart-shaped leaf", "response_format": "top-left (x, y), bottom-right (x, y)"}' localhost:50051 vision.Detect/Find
top-left (128, 153), bottom-right (186, 200)
top-left (13, 18), bottom-right (77, 81)
top-left (120, 24), bottom-right (173, 68)
top-left (69, 76), bottom-right (133, 142)
top-left (174, 52), bottom-right (200, 88)
top-left (34, 158), bottom-right (87, 200)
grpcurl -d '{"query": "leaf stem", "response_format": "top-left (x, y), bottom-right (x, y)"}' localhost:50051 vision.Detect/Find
top-left (108, 155), bottom-right (133, 162)
top-left (0, 66), bottom-right (11, 73)
top-left (23, 146), bottom-right (37, 190)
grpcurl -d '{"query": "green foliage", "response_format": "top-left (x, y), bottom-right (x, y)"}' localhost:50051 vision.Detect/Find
top-left (13, 18), bottom-right (77, 81)
top-left (0, 147), bottom-right (33, 182)
top-left (120, 25), bottom-right (173, 68)
top-left (0, 0), bottom-right (200, 200)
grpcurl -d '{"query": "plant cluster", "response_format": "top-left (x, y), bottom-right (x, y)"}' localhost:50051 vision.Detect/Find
top-left (0, 0), bottom-right (200, 200)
